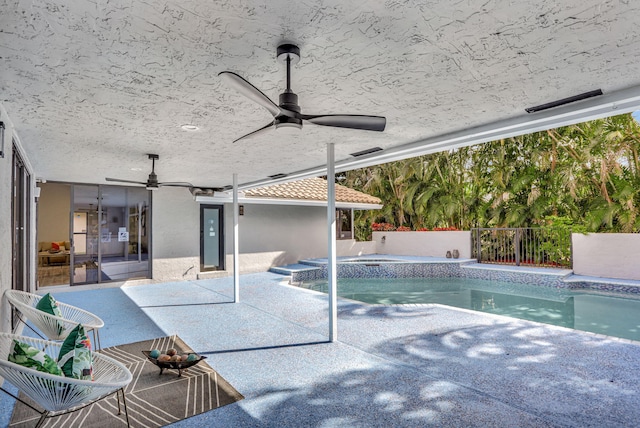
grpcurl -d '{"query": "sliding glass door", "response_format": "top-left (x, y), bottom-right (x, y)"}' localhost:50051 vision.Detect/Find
top-left (72, 185), bottom-right (100, 284)
top-left (12, 146), bottom-right (32, 327)
top-left (36, 183), bottom-right (150, 286)
top-left (98, 186), bottom-right (149, 281)
top-left (37, 183), bottom-right (72, 287)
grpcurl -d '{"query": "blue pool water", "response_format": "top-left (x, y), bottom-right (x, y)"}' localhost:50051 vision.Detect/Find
top-left (301, 277), bottom-right (640, 342)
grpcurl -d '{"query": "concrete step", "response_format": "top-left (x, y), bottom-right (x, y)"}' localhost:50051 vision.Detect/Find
top-left (269, 263), bottom-right (322, 276)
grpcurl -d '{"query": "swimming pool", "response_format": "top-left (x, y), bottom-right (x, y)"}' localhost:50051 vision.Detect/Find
top-left (299, 277), bottom-right (640, 342)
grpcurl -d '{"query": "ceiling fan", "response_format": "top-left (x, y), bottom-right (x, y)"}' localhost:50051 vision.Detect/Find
top-left (105, 154), bottom-right (194, 190)
top-left (219, 44), bottom-right (386, 143)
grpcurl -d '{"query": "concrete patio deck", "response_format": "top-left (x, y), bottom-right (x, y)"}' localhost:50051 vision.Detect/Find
top-left (2, 272), bottom-right (639, 427)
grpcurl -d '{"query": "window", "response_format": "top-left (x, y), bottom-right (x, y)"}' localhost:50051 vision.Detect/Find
top-left (336, 208), bottom-right (353, 240)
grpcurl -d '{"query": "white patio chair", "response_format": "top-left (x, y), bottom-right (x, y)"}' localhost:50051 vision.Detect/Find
top-left (0, 332), bottom-right (132, 427)
top-left (3, 289), bottom-right (105, 350)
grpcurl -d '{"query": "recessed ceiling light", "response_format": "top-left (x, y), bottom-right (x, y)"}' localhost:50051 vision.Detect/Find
top-left (131, 167), bottom-right (143, 171)
top-left (181, 124), bottom-right (200, 131)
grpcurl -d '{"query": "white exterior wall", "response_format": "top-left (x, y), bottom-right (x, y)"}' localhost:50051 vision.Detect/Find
top-left (336, 239), bottom-right (377, 257)
top-left (152, 194), bottom-right (373, 279)
top-left (152, 187), bottom-right (201, 282)
top-left (372, 231), bottom-right (472, 258)
top-left (228, 204), bottom-right (329, 273)
top-left (572, 233), bottom-right (640, 280)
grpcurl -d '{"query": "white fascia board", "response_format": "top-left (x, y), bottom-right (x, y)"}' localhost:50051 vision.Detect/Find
top-left (194, 194), bottom-right (382, 210)
top-left (236, 84), bottom-right (640, 191)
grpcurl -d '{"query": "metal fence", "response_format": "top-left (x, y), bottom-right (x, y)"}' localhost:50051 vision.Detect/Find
top-left (471, 227), bottom-right (573, 268)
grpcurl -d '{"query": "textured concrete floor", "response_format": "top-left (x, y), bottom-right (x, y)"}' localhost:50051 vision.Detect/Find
top-left (2, 272), bottom-right (640, 427)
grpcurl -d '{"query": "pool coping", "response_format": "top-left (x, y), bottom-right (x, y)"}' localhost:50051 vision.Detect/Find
top-left (271, 255), bottom-right (640, 295)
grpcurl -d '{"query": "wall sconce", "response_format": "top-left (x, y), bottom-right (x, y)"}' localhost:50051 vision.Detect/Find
top-left (0, 121), bottom-right (5, 158)
top-left (381, 235), bottom-right (386, 244)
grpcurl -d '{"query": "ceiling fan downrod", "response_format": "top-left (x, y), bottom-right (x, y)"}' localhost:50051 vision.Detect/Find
top-left (276, 44), bottom-right (302, 126)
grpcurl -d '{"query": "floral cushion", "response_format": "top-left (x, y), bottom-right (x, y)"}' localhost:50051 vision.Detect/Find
top-left (35, 293), bottom-right (62, 317)
top-left (58, 324), bottom-right (93, 380)
top-left (35, 293), bottom-right (65, 335)
top-left (8, 339), bottom-right (63, 376)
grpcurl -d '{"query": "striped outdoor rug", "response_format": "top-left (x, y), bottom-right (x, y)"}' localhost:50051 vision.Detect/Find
top-left (10, 335), bottom-right (244, 427)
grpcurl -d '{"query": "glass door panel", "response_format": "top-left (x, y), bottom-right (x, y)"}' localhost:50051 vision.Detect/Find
top-left (72, 185), bottom-right (100, 285)
top-left (201, 205), bottom-right (224, 271)
top-left (36, 183), bottom-right (72, 287)
top-left (99, 186), bottom-right (150, 281)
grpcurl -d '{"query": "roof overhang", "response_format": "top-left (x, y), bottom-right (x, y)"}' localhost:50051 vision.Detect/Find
top-left (236, 84), bottom-right (640, 190)
top-left (194, 193), bottom-right (382, 210)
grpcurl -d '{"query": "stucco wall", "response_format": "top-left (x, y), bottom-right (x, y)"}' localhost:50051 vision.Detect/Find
top-left (151, 194), bottom-right (356, 279)
top-left (372, 231), bottom-right (472, 258)
top-left (572, 233), bottom-right (640, 280)
top-left (336, 239), bottom-right (377, 256)
top-left (151, 187), bottom-right (200, 282)
top-left (229, 203), bottom-right (329, 273)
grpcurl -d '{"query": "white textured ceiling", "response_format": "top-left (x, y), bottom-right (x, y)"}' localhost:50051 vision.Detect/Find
top-left (3, 1), bottom-right (640, 190)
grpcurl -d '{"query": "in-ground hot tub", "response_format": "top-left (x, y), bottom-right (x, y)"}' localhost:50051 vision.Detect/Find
top-left (292, 256), bottom-right (466, 282)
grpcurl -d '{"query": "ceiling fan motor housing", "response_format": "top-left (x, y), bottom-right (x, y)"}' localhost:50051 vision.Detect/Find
top-left (279, 91), bottom-right (301, 113)
top-left (147, 171), bottom-right (159, 187)
top-left (276, 115), bottom-right (302, 129)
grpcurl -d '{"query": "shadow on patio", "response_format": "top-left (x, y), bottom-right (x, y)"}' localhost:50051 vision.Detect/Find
top-left (2, 273), bottom-right (639, 427)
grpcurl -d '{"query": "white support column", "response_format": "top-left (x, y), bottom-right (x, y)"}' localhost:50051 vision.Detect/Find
top-left (233, 173), bottom-right (240, 303)
top-left (350, 208), bottom-right (355, 240)
top-left (327, 143), bottom-right (337, 342)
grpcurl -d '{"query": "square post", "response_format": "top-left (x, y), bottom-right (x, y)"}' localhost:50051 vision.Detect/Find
top-left (327, 143), bottom-right (337, 342)
top-left (233, 173), bottom-right (240, 302)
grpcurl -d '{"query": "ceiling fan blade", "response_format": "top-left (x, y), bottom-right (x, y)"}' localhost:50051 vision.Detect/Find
top-left (105, 178), bottom-right (146, 185)
top-left (219, 71), bottom-right (282, 117)
top-left (233, 121), bottom-right (276, 143)
top-left (158, 182), bottom-right (195, 188)
top-left (301, 114), bottom-right (386, 132)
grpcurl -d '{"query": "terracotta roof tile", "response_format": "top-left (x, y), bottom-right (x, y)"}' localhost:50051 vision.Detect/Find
top-left (245, 177), bottom-right (381, 205)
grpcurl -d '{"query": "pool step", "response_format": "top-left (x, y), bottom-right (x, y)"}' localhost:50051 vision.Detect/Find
top-left (562, 274), bottom-right (640, 294)
top-left (460, 263), bottom-right (572, 287)
top-left (269, 263), bottom-right (322, 276)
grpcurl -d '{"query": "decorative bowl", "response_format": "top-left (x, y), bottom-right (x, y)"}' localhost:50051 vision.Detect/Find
top-left (142, 351), bottom-right (207, 376)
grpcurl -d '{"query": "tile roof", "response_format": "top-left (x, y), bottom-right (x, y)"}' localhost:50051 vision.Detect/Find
top-left (245, 177), bottom-right (382, 206)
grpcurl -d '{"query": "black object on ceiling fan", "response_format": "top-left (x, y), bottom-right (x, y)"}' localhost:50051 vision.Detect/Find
top-left (105, 154), bottom-right (194, 190)
top-left (219, 44), bottom-right (387, 143)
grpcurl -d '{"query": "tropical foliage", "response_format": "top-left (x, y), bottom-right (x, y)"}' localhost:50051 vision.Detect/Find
top-left (345, 113), bottom-right (640, 241)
